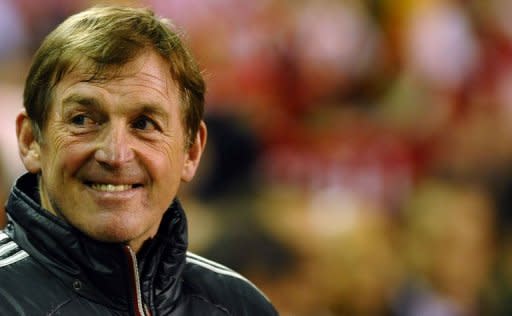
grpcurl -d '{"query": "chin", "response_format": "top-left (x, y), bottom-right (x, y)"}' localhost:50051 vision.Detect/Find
top-left (81, 222), bottom-right (148, 245)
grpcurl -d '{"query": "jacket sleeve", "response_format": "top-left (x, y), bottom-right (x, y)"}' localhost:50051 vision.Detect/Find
top-left (183, 253), bottom-right (279, 315)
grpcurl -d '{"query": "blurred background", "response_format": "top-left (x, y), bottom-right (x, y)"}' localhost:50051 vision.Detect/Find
top-left (1, 0), bottom-right (512, 315)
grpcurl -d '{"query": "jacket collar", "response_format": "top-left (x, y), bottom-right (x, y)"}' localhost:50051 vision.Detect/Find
top-left (6, 173), bottom-right (188, 311)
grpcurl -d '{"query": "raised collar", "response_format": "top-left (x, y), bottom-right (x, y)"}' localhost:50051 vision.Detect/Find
top-left (5, 173), bottom-right (188, 312)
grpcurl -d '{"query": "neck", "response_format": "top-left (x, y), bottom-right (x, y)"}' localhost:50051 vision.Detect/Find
top-left (38, 177), bottom-right (57, 217)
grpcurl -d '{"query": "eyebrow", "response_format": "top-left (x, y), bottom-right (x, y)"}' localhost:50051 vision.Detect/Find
top-left (138, 103), bottom-right (169, 118)
top-left (61, 93), bottom-right (171, 122)
top-left (61, 94), bottom-right (101, 108)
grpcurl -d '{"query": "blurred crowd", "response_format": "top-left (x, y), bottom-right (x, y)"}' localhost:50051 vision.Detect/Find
top-left (2, 0), bottom-right (512, 315)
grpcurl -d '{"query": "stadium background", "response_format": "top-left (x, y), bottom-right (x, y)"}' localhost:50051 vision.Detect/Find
top-left (1, 0), bottom-right (512, 315)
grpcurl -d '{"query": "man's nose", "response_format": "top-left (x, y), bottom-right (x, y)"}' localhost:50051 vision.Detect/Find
top-left (94, 124), bottom-right (135, 167)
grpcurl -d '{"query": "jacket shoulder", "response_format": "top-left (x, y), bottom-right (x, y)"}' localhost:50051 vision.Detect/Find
top-left (183, 252), bottom-right (278, 315)
top-left (0, 231), bottom-right (29, 269)
top-left (0, 231), bottom-right (76, 315)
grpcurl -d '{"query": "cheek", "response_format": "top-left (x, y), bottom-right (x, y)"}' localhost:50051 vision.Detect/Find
top-left (41, 139), bottom-right (95, 177)
top-left (140, 144), bottom-right (185, 183)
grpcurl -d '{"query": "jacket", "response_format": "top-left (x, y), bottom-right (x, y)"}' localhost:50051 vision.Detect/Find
top-left (0, 173), bottom-right (278, 315)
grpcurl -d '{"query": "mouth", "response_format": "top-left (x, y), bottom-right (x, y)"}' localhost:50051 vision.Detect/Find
top-left (85, 182), bottom-right (143, 192)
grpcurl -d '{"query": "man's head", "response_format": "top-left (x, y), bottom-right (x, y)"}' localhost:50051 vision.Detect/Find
top-left (16, 6), bottom-right (207, 251)
top-left (24, 5), bottom-right (205, 147)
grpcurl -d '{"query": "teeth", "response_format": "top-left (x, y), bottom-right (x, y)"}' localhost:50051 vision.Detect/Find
top-left (90, 184), bottom-right (132, 192)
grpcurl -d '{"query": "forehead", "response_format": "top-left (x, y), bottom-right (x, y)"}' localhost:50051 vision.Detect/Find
top-left (54, 51), bottom-right (179, 105)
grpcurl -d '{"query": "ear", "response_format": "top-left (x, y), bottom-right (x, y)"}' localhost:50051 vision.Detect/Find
top-left (181, 121), bottom-right (207, 182)
top-left (16, 111), bottom-right (42, 173)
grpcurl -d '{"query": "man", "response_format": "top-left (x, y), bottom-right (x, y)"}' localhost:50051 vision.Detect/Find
top-left (0, 5), bottom-right (277, 315)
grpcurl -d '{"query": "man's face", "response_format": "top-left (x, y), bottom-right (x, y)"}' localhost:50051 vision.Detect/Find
top-left (24, 51), bottom-right (204, 251)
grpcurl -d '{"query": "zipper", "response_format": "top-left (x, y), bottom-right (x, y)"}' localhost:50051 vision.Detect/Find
top-left (123, 245), bottom-right (152, 316)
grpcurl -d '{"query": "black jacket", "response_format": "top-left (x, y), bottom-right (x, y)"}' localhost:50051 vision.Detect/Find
top-left (0, 173), bottom-right (278, 315)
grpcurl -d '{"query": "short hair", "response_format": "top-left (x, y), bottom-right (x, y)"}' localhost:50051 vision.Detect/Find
top-left (23, 5), bottom-right (205, 147)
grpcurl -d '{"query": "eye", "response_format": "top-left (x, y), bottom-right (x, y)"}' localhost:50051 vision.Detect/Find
top-left (132, 115), bottom-right (160, 131)
top-left (70, 114), bottom-right (95, 126)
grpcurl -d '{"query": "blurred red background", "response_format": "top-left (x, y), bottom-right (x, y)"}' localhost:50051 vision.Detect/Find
top-left (1, 1), bottom-right (512, 315)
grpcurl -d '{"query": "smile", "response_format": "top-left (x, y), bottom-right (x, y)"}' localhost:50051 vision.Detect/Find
top-left (88, 183), bottom-right (141, 192)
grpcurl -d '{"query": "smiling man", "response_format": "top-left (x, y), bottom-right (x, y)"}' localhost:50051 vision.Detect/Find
top-left (0, 5), bottom-right (277, 316)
